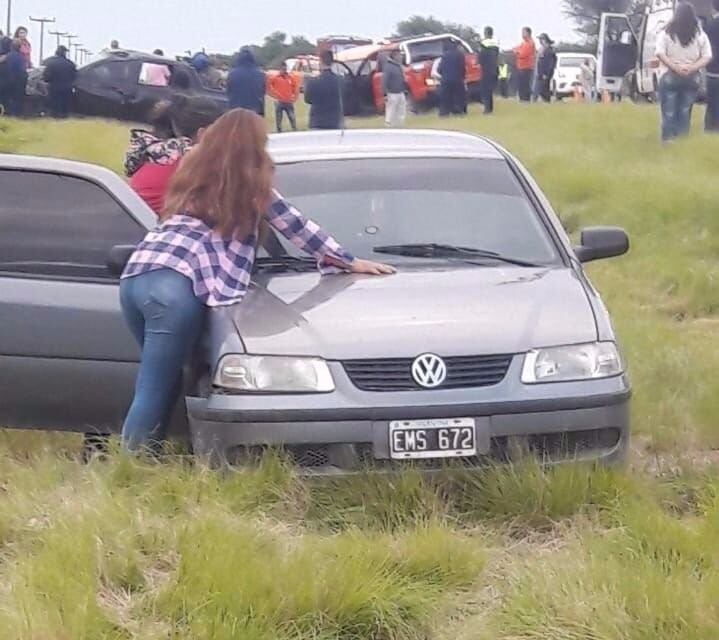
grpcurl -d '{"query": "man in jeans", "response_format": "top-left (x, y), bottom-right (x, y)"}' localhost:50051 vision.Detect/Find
top-left (705, 0), bottom-right (719, 131)
top-left (267, 62), bottom-right (299, 132)
top-left (382, 49), bottom-right (407, 127)
top-left (513, 27), bottom-right (536, 102)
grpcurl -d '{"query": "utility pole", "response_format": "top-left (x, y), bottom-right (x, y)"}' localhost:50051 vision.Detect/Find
top-left (65, 34), bottom-right (78, 51)
top-left (48, 29), bottom-right (67, 49)
top-left (72, 42), bottom-right (83, 63)
top-left (5, 0), bottom-right (11, 37)
top-left (29, 16), bottom-right (55, 64)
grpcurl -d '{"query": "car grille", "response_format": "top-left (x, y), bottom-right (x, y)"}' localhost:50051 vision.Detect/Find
top-left (342, 355), bottom-right (512, 392)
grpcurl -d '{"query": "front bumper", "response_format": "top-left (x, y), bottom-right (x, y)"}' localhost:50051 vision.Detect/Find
top-left (187, 362), bottom-right (631, 471)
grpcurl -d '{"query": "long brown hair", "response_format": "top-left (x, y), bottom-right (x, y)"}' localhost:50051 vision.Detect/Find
top-left (162, 108), bottom-right (274, 239)
top-left (666, 2), bottom-right (700, 47)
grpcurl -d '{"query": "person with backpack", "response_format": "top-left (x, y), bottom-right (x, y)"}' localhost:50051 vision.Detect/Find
top-left (227, 47), bottom-right (266, 115)
top-left (478, 26), bottom-right (500, 114)
top-left (305, 49), bottom-right (343, 129)
top-left (655, 2), bottom-right (713, 141)
top-left (536, 34), bottom-right (558, 102)
top-left (43, 46), bottom-right (77, 118)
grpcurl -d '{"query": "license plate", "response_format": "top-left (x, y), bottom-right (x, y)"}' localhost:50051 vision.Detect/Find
top-left (389, 418), bottom-right (477, 460)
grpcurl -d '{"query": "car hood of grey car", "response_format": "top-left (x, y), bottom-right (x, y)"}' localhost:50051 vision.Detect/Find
top-left (223, 265), bottom-right (598, 360)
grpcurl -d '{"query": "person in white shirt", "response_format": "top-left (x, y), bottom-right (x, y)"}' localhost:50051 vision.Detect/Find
top-left (655, 2), bottom-right (713, 141)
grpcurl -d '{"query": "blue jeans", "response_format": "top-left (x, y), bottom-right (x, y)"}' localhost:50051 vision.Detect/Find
top-left (659, 71), bottom-right (699, 141)
top-left (119, 268), bottom-right (205, 451)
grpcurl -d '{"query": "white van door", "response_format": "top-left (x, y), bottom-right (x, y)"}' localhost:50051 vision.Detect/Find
top-left (637, 0), bottom-right (675, 94)
top-left (597, 13), bottom-right (639, 93)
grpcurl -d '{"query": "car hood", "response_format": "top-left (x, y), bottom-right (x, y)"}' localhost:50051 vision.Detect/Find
top-left (229, 266), bottom-right (597, 359)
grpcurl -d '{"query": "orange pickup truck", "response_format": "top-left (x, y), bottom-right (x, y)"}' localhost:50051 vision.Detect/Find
top-left (336, 34), bottom-right (482, 115)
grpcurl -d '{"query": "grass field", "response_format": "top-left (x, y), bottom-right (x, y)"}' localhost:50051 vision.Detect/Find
top-left (1, 101), bottom-right (719, 638)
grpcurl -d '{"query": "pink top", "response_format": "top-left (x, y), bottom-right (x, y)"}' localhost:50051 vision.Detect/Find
top-left (144, 63), bottom-right (170, 86)
top-left (19, 40), bottom-right (32, 69)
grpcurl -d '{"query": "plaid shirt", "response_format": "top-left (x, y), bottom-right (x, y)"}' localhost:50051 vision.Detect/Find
top-left (122, 191), bottom-right (355, 307)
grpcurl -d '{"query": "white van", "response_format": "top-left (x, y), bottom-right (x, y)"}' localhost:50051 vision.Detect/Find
top-left (552, 53), bottom-right (598, 99)
top-left (598, 0), bottom-right (711, 99)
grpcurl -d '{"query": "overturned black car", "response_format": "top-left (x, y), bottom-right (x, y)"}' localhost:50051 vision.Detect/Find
top-left (26, 49), bottom-right (228, 122)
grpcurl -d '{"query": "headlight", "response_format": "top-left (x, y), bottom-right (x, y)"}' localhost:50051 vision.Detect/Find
top-left (521, 342), bottom-right (623, 384)
top-left (214, 355), bottom-right (335, 392)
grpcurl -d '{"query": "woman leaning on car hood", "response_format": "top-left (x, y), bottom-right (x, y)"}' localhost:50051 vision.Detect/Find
top-left (119, 108), bottom-right (394, 452)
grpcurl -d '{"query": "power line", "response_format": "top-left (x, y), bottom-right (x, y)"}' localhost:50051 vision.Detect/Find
top-left (29, 16), bottom-right (55, 64)
top-left (48, 29), bottom-right (67, 48)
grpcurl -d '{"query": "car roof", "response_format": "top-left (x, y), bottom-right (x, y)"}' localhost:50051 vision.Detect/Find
top-left (268, 129), bottom-right (504, 163)
top-left (91, 48), bottom-right (184, 66)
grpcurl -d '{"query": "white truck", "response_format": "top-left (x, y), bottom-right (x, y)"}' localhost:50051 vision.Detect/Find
top-left (598, 0), bottom-right (712, 100)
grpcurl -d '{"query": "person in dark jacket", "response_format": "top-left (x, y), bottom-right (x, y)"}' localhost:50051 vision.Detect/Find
top-left (226, 46), bottom-right (265, 115)
top-left (438, 41), bottom-right (467, 116)
top-left (478, 26), bottom-right (500, 114)
top-left (42, 46), bottom-right (77, 118)
top-left (0, 36), bottom-right (12, 113)
top-left (536, 33), bottom-right (558, 103)
top-left (4, 39), bottom-right (27, 117)
top-left (705, 0), bottom-right (719, 131)
top-left (304, 49), bottom-right (343, 130)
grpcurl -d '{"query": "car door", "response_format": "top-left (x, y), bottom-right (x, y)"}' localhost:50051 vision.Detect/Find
top-left (74, 59), bottom-right (142, 120)
top-left (0, 165), bottom-right (152, 433)
top-left (637, 0), bottom-right (675, 94)
top-left (597, 13), bottom-right (639, 94)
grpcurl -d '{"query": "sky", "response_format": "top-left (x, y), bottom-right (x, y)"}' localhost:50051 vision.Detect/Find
top-left (9, 0), bottom-right (577, 64)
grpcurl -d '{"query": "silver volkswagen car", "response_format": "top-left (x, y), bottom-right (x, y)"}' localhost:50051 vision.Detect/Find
top-left (0, 130), bottom-right (630, 470)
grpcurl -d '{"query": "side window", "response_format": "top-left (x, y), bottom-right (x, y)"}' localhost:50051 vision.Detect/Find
top-left (83, 60), bottom-right (136, 86)
top-left (139, 62), bottom-right (172, 87)
top-left (0, 170), bottom-right (145, 279)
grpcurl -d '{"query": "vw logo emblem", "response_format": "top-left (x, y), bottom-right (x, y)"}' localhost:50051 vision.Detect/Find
top-left (412, 354), bottom-right (447, 389)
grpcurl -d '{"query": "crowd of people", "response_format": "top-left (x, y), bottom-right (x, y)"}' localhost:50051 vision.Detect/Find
top-left (2, 0), bottom-right (719, 141)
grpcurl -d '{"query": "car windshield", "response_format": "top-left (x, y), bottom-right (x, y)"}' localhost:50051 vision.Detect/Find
top-left (273, 158), bottom-right (561, 266)
top-left (406, 39), bottom-right (462, 63)
top-left (559, 56), bottom-right (588, 68)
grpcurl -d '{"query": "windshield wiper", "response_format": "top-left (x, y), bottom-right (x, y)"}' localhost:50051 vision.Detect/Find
top-left (373, 243), bottom-right (542, 268)
top-left (253, 255), bottom-right (317, 273)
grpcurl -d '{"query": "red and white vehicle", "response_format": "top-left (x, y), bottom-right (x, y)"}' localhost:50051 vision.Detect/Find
top-left (336, 33), bottom-right (482, 115)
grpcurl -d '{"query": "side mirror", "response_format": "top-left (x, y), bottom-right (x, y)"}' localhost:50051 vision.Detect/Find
top-left (573, 226), bottom-right (629, 263)
top-left (107, 244), bottom-right (136, 276)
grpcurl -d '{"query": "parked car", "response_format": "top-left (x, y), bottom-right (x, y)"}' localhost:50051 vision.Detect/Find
top-left (25, 49), bottom-right (228, 122)
top-left (552, 53), bottom-right (597, 100)
top-left (336, 34), bottom-right (482, 115)
top-left (0, 130), bottom-right (631, 471)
